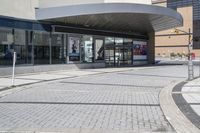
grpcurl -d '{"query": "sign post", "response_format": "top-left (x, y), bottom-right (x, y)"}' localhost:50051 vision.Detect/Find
top-left (11, 52), bottom-right (16, 86)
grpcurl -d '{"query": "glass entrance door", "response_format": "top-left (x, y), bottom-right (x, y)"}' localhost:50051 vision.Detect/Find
top-left (115, 46), bottom-right (124, 66)
top-left (105, 47), bottom-right (115, 67)
top-left (123, 47), bottom-right (132, 66)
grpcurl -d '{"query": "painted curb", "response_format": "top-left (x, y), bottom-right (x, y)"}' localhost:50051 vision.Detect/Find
top-left (159, 80), bottom-right (200, 133)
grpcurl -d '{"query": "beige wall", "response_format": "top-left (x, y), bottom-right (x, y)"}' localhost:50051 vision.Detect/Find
top-left (155, 4), bottom-right (200, 57)
top-left (0, 0), bottom-right (38, 20)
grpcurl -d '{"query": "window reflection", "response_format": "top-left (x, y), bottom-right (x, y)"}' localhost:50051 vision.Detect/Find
top-left (81, 35), bottom-right (93, 63)
top-left (95, 39), bottom-right (104, 61)
top-left (14, 29), bottom-right (26, 64)
top-left (0, 28), bottom-right (13, 65)
top-left (52, 34), bottom-right (64, 64)
top-left (34, 32), bottom-right (50, 64)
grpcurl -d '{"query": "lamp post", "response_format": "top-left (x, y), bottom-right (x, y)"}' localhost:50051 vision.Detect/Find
top-left (172, 28), bottom-right (193, 80)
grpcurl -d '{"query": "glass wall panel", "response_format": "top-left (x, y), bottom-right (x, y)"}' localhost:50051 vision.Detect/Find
top-left (115, 38), bottom-right (123, 45)
top-left (27, 31), bottom-right (33, 64)
top-left (115, 38), bottom-right (123, 66)
top-left (94, 39), bottom-right (104, 61)
top-left (133, 40), bottom-right (147, 61)
top-left (105, 37), bottom-right (114, 46)
top-left (34, 32), bottom-right (50, 64)
top-left (0, 28), bottom-right (13, 65)
top-left (81, 35), bottom-right (93, 63)
top-left (105, 37), bottom-right (115, 66)
top-left (52, 34), bottom-right (64, 64)
top-left (124, 38), bottom-right (133, 65)
top-left (115, 46), bottom-right (124, 66)
top-left (14, 29), bottom-right (27, 64)
top-left (68, 36), bottom-right (81, 63)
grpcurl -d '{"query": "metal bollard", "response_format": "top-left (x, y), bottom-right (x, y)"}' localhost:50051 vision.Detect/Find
top-left (11, 52), bottom-right (16, 86)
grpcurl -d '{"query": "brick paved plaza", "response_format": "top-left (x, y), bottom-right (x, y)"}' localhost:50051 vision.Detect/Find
top-left (0, 65), bottom-right (199, 132)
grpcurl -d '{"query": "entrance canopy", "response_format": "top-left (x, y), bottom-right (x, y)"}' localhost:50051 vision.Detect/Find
top-left (36, 3), bottom-right (183, 34)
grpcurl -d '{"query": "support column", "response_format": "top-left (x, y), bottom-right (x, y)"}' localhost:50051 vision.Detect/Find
top-left (147, 32), bottom-right (155, 64)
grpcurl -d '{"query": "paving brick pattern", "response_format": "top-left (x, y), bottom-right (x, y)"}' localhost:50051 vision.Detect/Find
top-left (0, 65), bottom-right (197, 132)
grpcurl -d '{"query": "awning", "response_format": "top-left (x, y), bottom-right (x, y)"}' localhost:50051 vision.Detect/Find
top-left (36, 3), bottom-right (183, 34)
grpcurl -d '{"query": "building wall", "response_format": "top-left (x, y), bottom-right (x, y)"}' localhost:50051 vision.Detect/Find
top-left (154, 1), bottom-right (200, 58)
top-left (39, 0), bottom-right (151, 8)
top-left (0, 0), bottom-right (38, 20)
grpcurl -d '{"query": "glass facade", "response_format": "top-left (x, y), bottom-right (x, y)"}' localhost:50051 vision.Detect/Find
top-left (0, 28), bottom-right (13, 65)
top-left (34, 31), bottom-right (50, 64)
top-left (81, 35), bottom-right (93, 63)
top-left (0, 18), bottom-right (148, 67)
top-left (167, 0), bottom-right (200, 49)
top-left (104, 37), bottom-right (147, 67)
top-left (51, 34), bottom-right (64, 64)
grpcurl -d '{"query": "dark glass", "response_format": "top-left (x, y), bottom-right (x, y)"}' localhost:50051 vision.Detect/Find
top-left (94, 39), bottom-right (104, 61)
top-left (68, 36), bottom-right (81, 63)
top-left (81, 35), bottom-right (93, 63)
top-left (105, 37), bottom-right (115, 66)
top-left (34, 32), bottom-right (50, 64)
top-left (14, 29), bottom-right (27, 64)
top-left (51, 34), bottom-right (64, 64)
top-left (0, 28), bottom-right (13, 65)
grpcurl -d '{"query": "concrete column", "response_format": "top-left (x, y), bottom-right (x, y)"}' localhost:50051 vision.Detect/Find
top-left (147, 31), bottom-right (155, 64)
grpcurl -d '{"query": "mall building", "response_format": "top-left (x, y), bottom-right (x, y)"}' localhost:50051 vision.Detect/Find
top-left (0, 0), bottom-right (182, 73)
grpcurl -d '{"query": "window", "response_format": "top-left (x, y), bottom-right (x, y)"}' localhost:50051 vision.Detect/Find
top-left (81, 35), bottom-right (93, 63)
top-left (0, 27), bottom-right (13, 65)
top-left (51, 34), bottom-right (64, 64)
top-left (68, 36), bottom-right (81, 63)
top-left (34, 31), bottom-right (50, 64)
top-left (94, 39), bottom-right (104, 61)
top-left (14, 29), bottom-right (27, 64)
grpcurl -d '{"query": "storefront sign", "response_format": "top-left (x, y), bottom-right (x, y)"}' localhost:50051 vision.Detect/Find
top-left (133, 41), bottom-right (147, 61)
top-left (69, 37), bottom-right (80, 62)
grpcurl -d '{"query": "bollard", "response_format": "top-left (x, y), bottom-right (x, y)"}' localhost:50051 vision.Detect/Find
top-left (11, 52), bottom-right (16, 86)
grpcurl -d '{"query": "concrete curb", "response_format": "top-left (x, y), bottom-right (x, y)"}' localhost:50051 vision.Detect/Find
top-left (159, 80), bottom-right (200, 133)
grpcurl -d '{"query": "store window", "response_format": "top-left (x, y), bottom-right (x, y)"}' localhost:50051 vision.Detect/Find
top-left (81, 35), bottom-right (93, 63)
top-left (34, 31), bottom-right (50, 64)
top-left (133, 40), bottom-right (147, 62)
top-left (68, 36), bottom-right (80, 63)
top-left (51, 34), bottom-right (64, 64)
top-left (14, 29), bottom-right (27, 64)
top-left (0, 28), bottom-right (13, 65)
top-left (94, 39), bottom-right (104, 61)
top-left (105, 37), bottom-right (114, 46)
top-left (105, 37), bottom-right (115, 66)
top-left (115, 38), bottom-right (123, 45)
top-left (123, 38), bottom-right (133, 65)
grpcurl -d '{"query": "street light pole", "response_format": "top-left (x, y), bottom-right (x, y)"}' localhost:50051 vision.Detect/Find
top-left (188, 28), bottom-right (194, 80)
top-left (172, 28), bottom-right (194, 80)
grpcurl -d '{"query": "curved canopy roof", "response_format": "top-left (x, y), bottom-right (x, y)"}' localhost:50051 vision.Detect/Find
top-left (36, 3), bottom-right (183, 34)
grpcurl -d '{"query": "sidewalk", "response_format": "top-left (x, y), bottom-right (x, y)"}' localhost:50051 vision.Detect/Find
top-left (169, 77), bottom-right (200, 132)
top-left (0, 67), bottom-right (150, 91)
top-left (180, 78), bottom-right (200, 129)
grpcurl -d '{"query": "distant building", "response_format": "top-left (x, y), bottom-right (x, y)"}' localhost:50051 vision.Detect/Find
top-left (153, 0), bottom-right (200, 58)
